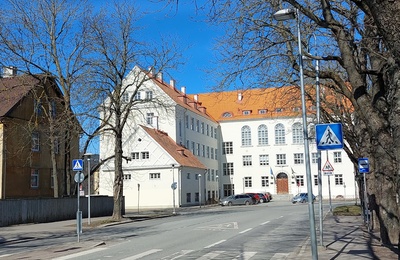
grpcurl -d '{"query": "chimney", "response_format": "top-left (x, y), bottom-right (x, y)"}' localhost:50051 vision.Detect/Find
top-left (238, 92), bottom-right (243, 101)
top-left (194, 94), bottom-right (198, 102)
top-left (170, 79), bottom-right (176, 88)
top-left (177, 149), bottom-right (185, 156)
top-left (3, 66), bottom-right (17, 78)
top-left (148, 66), bottom-right (155, 75)
top-left (181, 86), bottom-right (186, 95)
top-left (156, 72), bottom-right (163, 82)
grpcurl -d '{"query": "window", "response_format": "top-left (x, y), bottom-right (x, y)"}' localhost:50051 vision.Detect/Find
top-left (294, 153), bottom-right (304, 164)
top-left (32, 132), bottom-right (40, 151)
top-left (258, 124), bottom-right (268, 145)
top-left (215, 149), bottom-right (218, 160)
top-left (195, 192), bottom-right (199, 202)
top-left (195, 174), bottom-right (200, 180)
top-left (276, 154), bottom-right (286, 165)
top-left (150, 173), bottom-right (161, 179)
top-left (122, 92), bottom-right (129, 103)
top-left (296, 175), bottom-right (305, 186)
top-left (276, 108), bottom-right (283, 112)
top-left (31, 169), bottom-right (39, 188)
top-left (196, 143), bottom-right (200, 156)
top-left (258, 109), bottom-right (267, 114)
top-left (335, 174), bottom-right (344, 185)
top-left (261, 176), bottom-right (269, 187)
top-left (186, 140), bottom-right (190, 149)
top-left (244, 177), bottom-right (252, 188)
top-left (145, 90), bottom-right (153, 100)
top-left (243, 155), bottom-right (252, 166)
top-left (241, 125), bottom-right (252, 146)
top-left (312, 153), bottom-right (318, 164)
top-left (292, 123), bottom-right (303, 144)
top-left (243, 110), bottom-right (251, 115)
top-left (223, 162), bottom-right (234, 175)
top-left (135, 92), bottom-right (141, 100)
top-left (206, 146), bottom-right (210, 158)
top-left (214, 128), bottom-right (217, 139)
top-left (222, 112), bottom-right (232, 117)
top-left (201, 122), bottom-right (204, 134)
top-left (123, 174), bottom-right (131, 180)
top-left (207, 169), bottom-right (211, 181)
top-left (211, 169), bottom-right (215, 181)
top-left (179, 120), bottom-right (182, 137)
top-left (191, 142), bottom-right (195, 154)
top-left (185, 115), bottom-right (189, 128)
top-left (187, 173), bottom-right (190, 179)
top-left (141, 152), bottom-right (149, 159)
top-left (259, 154), bottom-right (269, 166)
top-left (275, 123), bottom-right (286, 144)
top-left (334, 152), bottom-right (342, 163)
top-left (206, 124), bottom-right (210, 136)
top-left (211, 148), bottom-right (214, 159)
top-left (222, 142), bottom-right (233, 154)
top-left (196, 120), bottom-right (200, 132)
top-left (146, 113), bottom-right (154, 125)
top-left (186, 193), bottom-right (191, 203)
top-left (314, 175), bottom-right (318, 186)
top-left (210, 126), bottom-right (214, 137)
top-left (190, 117), bottom-right (194, 130)
top-left (202, 144), bottom-right (205, 157)
top-left (131, 152), bottom-right (139, 159)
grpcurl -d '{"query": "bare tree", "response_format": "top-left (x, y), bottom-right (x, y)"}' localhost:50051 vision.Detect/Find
top-left (82, 2), bottom-right (181, 220)
top-left (194, 0), bottom-right (400, 246)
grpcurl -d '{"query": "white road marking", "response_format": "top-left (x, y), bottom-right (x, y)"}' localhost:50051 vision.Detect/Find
top-left (239, 228), bottom-right (252, 234)
top-left (161, 250), bottom-right (194, 260)
top-left (270, 253), bottom-right (290, 259)
top-left (204, 240), bottom-right (226, 248)
top-left (0, 254), bottom-right (14, 258)
top-left (233, 251), bottom-right (257, 259)
top-left (196, 251), bottom-right (225, 259)
top-left (53, 248), bottom-right (107, 259)
top-left (122, 249), bottom-right (163, 260)
top-left (261, 221), bottom-right (270, 225)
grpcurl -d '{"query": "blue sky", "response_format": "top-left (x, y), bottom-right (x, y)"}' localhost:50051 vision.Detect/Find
top-left (138, 1), bottom-right (222, 94)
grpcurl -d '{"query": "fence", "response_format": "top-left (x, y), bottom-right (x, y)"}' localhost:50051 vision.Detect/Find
top-left (0, 196), bottom-right (117, 227)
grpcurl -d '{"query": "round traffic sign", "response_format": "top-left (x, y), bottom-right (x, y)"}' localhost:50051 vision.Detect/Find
top-left (74, 171), bottom-right (85, 183)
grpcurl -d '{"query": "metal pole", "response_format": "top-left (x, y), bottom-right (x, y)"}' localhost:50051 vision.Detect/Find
top-left (296, 9), bottom-right (318, 259)
top-left (87, 157), bottom-right (91, 225)
top-left (199, 174), bottom-right (202, 208)
top-left (172, 164), bottom-right (176, 215)
top-left (363, 172), bottom-right (370, 231)
top-left (327, 151), bottom-right (332, 212)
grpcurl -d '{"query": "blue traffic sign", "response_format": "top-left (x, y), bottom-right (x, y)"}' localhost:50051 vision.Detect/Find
top-left (358, 158), bottom-right (369, 173)
top-left (72, 159), bottom-right (84, 171)
top-left (316, 123), bottom-right (344, 150)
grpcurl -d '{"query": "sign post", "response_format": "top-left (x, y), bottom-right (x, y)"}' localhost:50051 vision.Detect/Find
top-left (73, 159), bottom-right (84, 242)
top-left (322, 160), bottom-right (334, 212)
top-left (358, 158), bottom-right (370, 231)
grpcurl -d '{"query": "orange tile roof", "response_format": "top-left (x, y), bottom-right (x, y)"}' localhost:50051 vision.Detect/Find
top-left (140, 125), bottom-right (206, 169)
top-left (188, 87), bottom-right (316, 121)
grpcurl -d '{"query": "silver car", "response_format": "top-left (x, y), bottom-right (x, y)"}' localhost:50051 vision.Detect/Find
top-left (219, 194), bottom-right (253, 206)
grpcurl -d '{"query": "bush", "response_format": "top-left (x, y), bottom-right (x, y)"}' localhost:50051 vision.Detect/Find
top-left (333, 205), bottom-right (362, 216)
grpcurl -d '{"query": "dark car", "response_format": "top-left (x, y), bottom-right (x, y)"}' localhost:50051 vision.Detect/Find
top-left (292, 193), bottom-right (316, 204)
top-left (219, 194), bottom-right (253, 206)
top-left (265, 192), bottom-right (272, 201)
top-left (258, 193), bottom-right (270, 203)
top-left (245, 193), bottom-right (261, 204)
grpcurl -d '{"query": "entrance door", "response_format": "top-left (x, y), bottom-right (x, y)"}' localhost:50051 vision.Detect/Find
top-left (276, 172), bottom-right (289, 194)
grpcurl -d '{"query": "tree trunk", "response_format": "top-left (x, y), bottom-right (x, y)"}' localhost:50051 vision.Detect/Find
top-left (112, 124), bottom-right (124, 221)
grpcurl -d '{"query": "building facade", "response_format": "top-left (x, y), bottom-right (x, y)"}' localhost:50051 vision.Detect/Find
top-left (98, 66), bottom-right (358, 209)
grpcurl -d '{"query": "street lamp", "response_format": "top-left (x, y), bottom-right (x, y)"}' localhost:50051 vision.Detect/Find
top-left (84, 153), bottom-right (93, 225)
top-left (198, 173), bottom-right (202, 208)
top-left (273, 8), bottom-right (318, 259)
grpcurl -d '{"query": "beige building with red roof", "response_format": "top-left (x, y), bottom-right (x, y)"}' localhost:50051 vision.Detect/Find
top-left (98, 66), bottom-right (357, 209)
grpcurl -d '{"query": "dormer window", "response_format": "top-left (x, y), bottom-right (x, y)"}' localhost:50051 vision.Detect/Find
top-left (292, 107), bottom-right (301, 112)
top-left (275, 108), bottom-right (283, 112)
top-left (222, 112), bottom-right (233, 118)
top-left (258, 109), bottom-right (267, 114)
top-left (243, 110), bottom-right (251, 115)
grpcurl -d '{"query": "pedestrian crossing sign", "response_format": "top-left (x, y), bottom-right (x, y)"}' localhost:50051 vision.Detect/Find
top-left (72, 159), bottom-right (84, 171)
top-left (316, 123), bottom-right (343, 150)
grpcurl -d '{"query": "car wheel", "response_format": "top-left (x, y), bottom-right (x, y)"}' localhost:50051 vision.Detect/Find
top-left (259, 199), bottom-right (264, 203)
top-left (228, 202), bottom-right (232, 206)
top-left (245, 201), bottom-right (250, 206)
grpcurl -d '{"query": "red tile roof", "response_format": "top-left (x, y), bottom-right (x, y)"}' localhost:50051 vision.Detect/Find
top-left (140, 125), bottom-right (206, 169)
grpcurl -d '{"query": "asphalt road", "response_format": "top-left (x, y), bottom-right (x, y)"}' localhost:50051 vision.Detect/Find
top-left (47, 202), bottom-right (318, 260)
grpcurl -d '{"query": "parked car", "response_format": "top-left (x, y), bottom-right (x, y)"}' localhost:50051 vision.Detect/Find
top-left (219, 194), bottom-right (253, 206)
top-left (265, 192), bottom-right (272, 201)
top-left (292, 193), bottom-right (316, 204)
top-left (258, 193), bottom-right (270, 203)
top-left (245, 193), bottom-right (261, 204)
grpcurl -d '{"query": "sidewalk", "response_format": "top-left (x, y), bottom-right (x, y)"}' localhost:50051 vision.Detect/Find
top-left (287, 213), bottom-right (399, 259)
top-left (0, 207), bottom-right (398, 259)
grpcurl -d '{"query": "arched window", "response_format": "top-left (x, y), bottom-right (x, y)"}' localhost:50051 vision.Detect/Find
top-left (258, 124), bottom-right (268, 145)
top-left (275, 123), bottom-right (285, 145)
top-left (241, 125), bottom-right (252, 146)
top-left (292, 122), bottom-right (303, 144)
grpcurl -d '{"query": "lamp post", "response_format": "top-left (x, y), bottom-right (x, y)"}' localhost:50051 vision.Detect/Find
top-left (172, 164), bottom-right (176, 215)
top-left (84, 153), bottom-right (93, 225)
top-left (198, 173), bottom-right (202, 208)
top-left (274, 8), bottom-right (318, 259)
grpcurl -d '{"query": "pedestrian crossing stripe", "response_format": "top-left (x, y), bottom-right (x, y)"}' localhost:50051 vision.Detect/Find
top-left (316, 123), bottom-right (344, 150)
